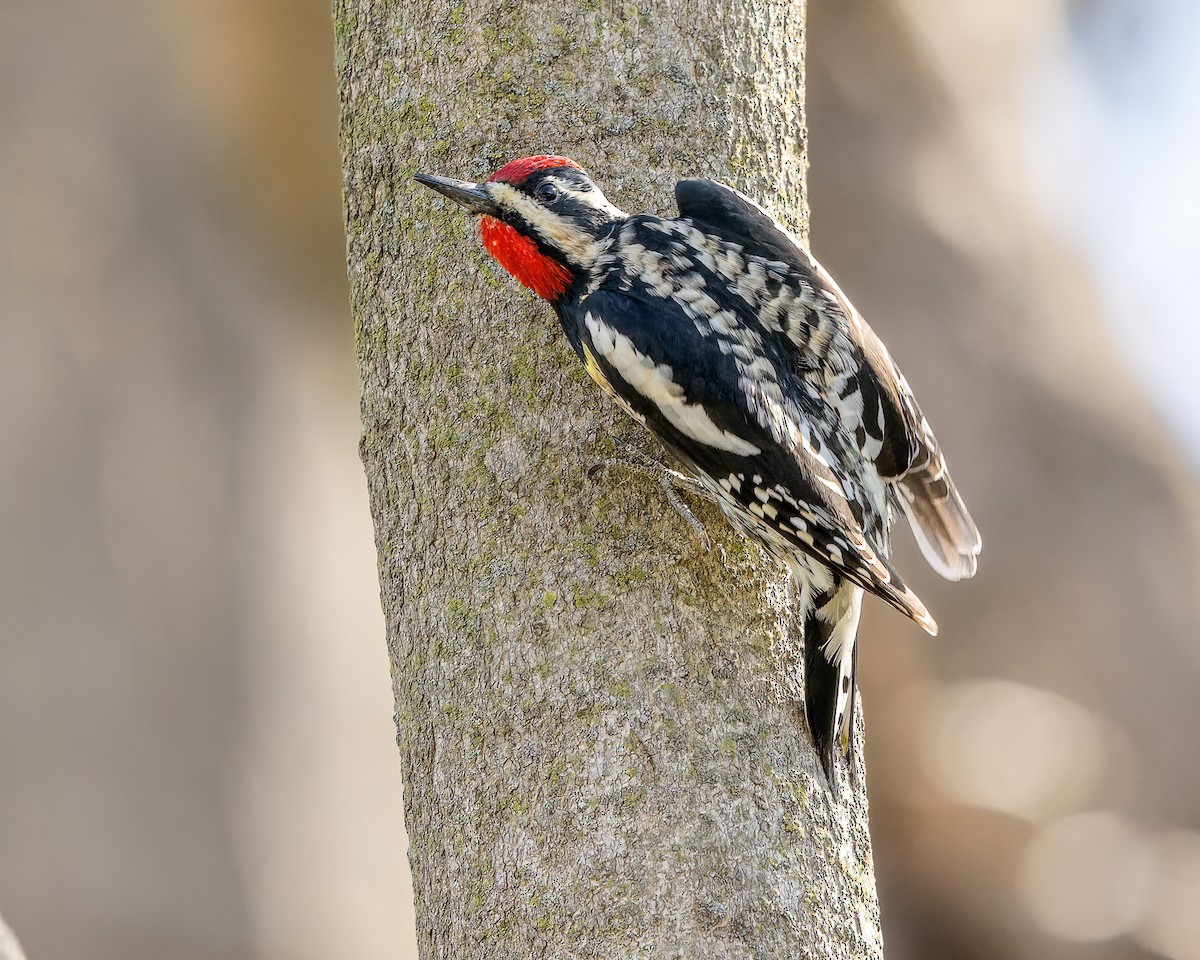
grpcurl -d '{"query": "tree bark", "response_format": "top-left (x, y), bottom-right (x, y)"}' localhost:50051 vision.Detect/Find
top-left (334, 0), bottom-right (883, 956)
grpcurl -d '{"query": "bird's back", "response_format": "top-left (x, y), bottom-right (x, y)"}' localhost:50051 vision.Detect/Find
top-left (558, 214), bottom-right (946, 629)
top-left (582, 213), bottom-right (894, 547)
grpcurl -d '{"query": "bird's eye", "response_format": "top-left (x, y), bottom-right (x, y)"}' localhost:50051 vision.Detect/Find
top-left (534, 181), bottom-right (560, 203)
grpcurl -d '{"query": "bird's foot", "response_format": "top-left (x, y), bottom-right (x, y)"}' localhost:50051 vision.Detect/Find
top-left (588, 443), bottom-right (712, 551)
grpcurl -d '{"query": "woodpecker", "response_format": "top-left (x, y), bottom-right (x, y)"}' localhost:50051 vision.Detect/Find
top-left (415, 156), bottom-right (981, 784)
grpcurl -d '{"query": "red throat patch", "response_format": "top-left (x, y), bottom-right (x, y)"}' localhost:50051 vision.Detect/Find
top-left (480, 216), bottom-right (574, 301)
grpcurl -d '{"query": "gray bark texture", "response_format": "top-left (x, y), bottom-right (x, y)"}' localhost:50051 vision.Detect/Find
top-left (334, 0), bottom-right (883, 957)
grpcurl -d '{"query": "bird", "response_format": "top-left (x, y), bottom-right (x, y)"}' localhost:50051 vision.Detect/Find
top-left (415, 155), bottom-right (981, 785)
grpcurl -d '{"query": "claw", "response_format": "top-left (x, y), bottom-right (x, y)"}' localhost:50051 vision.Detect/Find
top-left (586, 443), bottom-right (714, 551)
top-left (658, 472), bottom-right (711, 551)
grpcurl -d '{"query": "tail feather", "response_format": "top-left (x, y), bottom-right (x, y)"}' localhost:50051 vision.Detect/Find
top-left (896, 457), bottom-right (981, 582)
top-left (803, 582), bottom-right (863, 787)
top-left (864, 554), bottom-right (938, 636)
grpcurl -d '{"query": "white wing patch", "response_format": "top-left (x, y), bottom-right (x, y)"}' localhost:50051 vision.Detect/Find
top-left (584, 313), bottom-right (761, 457)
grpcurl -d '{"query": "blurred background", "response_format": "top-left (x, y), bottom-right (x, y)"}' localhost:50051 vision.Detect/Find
top-left (0, 0), bottom-right (1196, 958)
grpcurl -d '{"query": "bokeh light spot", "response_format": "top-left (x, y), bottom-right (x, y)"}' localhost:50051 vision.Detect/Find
top-left (919, 679), bottom-right (1110, 820)
top-left (1136, 830), bottom-right (1200, 960)
top-left (1018, 812), bottom-right (1152, 942)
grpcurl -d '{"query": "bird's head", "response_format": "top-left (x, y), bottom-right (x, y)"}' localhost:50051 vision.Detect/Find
top-left (415, 155), bottom-right (624, 302)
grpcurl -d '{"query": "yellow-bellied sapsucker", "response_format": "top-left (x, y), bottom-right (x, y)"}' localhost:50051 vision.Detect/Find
top-left (416, 156), bottom-right (981, 785)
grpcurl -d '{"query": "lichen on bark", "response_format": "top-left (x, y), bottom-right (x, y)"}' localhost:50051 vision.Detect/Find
top-left (335, 0), bottom-right (883, 956)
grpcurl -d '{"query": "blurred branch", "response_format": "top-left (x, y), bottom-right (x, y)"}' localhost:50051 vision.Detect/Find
top-left (335, 0), bottom-right (883, 955)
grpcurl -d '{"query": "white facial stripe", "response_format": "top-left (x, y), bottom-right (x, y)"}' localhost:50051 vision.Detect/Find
top-left (534, 174), bottom-right (625, 217)
top-left (585, 313), bottom-right (761, 457)
top-left (568, 184), bottom-right (624, 217)
top-left (488, 181), bottom-right (610, 266)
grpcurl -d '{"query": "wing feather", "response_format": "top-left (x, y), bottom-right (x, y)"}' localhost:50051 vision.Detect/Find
top-left (674, 178), bottom-right (981, 579)
top-left (574, 286), bottom-right (937, 632)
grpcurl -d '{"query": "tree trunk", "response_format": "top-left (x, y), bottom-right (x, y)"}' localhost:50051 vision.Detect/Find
top-left (334, 0), bottom-right (883, 956)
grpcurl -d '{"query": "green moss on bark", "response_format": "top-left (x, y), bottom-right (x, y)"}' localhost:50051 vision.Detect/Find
top-left (336, 0), bottom-right (880, 956)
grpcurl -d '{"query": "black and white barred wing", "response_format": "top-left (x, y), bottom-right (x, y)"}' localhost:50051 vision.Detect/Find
top-left (572, 286), bottom-right (936, 633)
top-left (674, 178), bottom-right (981, 581)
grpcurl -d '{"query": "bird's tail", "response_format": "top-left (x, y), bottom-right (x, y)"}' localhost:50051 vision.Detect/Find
top-left (802, 580), bottom-right (864, 788)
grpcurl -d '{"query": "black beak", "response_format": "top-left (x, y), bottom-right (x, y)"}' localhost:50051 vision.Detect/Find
top-left (414, 173), bottom-right (497, 215)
